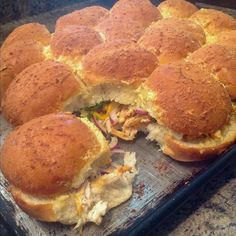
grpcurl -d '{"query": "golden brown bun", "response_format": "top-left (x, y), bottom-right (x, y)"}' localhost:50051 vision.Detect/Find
top-left (213, 30), bottom-right (236, 49)
top-left (0, 23), bottom-right (51, 51)
top-left (10, 187), bottom-right (57, 222)
top-left (158, 0), bottom-right (198, 18)
top-left (138, 18), bottom-right (203, 64)
top-left (2, 60), bottom-right (82, 126)
top-left (145, 61), bottom-right (232, 138)
top-left (110, 0), bottom-right (162, 27)
top-left (0, 113), bottom-right (110, 197)
top-left (187, 44), bottom-right (236, 99)
top-left (190, 9), bottom-right (236, 42)
top-left (95, 16), bottom-right (145, 42)
top-left (50, 26), bottom-right (102, 61)
top-left (163, 124), bottom-right (236, 162)
top-left (81, 40), bottom-right (158, 86)
top-left (55, 6), bottom-right (109, 32)
top-left (0, 40), bottom-right (45, 104)
top-left (147, 109), bottom-right (236, 162)
top-left (0, 59), bottom-right (14, 108)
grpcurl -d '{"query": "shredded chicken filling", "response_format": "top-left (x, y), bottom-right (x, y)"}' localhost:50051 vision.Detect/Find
top-left (72, 152), bottom-right (137, 229)
top-left (80, 102), bottom-right (153, 140)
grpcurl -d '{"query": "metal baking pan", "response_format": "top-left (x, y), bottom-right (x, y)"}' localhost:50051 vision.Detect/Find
top-left (0, 1), bottom-right (236, 235)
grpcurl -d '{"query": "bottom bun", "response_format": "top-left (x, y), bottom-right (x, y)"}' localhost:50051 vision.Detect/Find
top-left (10, 152), bottom-right (137, 227)
top-left (146, 110), bottom-right (236, 162)
top-left (10, 187), bottom-right (58, 222)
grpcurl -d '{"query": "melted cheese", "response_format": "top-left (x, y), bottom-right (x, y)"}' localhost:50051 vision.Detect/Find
top-left (52, 152), bottom-right (137, 229)
top-left (73, 152), bottom-right (137, 229)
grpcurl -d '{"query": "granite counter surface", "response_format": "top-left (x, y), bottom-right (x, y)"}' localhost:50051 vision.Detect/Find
top-left (148, 159), bottom-right (236, 236)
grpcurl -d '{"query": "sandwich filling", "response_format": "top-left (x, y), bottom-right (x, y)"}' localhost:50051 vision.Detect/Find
top-left (80, 101), bottom-right (153, 140)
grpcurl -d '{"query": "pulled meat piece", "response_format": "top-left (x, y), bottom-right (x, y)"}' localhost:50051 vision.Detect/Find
top-left (111, 115), bottom-right (152, 140)
top-left (82, 102), bottom-right (152, 140)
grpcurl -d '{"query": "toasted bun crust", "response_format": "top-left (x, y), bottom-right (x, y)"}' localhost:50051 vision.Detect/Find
top-left (10, 187), bottom-right (57, 222)
top-left (81, 41), bottom-right (158, 86)
top-left (50, 26), bottom-right (102, 60)
top-left (152, 18), bottom-right (206, 44)
top-left (164, 131), bottom-right (236, 162)
top-left (214, 30), bottom-right (236, 49)
top-left (0, 40), bottom-right (45, 103)
top-left (0, 23), bottom-right (51, 51)
top-left (146, 62), bottom-right (232, 137)
top-left (138, 18), bottom-right (202, 64)
top-left (2, 60), bottom-right (82, 125)
top-left (95, 16), bottom-right (145, 42)
top-left (147, 109), bottom-right (236, 162)
top-left (158, 0), bottom-right (198, 19)
top-left (55, 6), bottom-right (109, 32)
top-left (0, 59), bottom-right (14, 107)
top-left (188, 44), bottom-right (236, 99)
top-left (190, 9), bottom-right (236, 40)
top-left (110, 0), bottom-right (162, 27)
top-left (0, 113), bottom-right (110, 196)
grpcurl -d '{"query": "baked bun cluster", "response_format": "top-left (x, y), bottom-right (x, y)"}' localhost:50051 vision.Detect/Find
top-left (1, 0), bottom-right (236, 228)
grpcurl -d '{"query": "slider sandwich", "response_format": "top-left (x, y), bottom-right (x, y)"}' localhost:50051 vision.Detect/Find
top-left (95, 16), bottom-right (145, 42)
top-left (48, 25), bottom-right (103, 67)
top-left (157, 0), bottom-right (198, 19)
top-left (0, 23), bottom-right (51, 104)
top-left (0, 23), bottom-right (51, 52)
top-left (110, 0), bottom-right (162, 27)
top-left (65, 40), bottom-right (158, 140)
top-left (137, 61), bottom-right (236, 161)
top-left (190, 9), bottom-right (236, 43)
top-left (0, 113), bottom-right (137, 227)
top-left (138, 18), bottom-right (205, 64)
top-left (0, 40), bottom-right (46, 104)
top-left (55, 6), bottom-right (109, 32)
top-left (2, 60), bottom-right (84, 125)
top-left (187, 44), bottom-right (236, 100)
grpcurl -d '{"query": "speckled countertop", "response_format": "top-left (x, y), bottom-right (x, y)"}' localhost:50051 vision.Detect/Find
top-left (149, 160), bottom-right (236, 236)
top-left (0, 2), bottom-right (236, 236)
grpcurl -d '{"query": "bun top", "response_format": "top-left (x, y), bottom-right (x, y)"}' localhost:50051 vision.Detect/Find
top-left (0, 23), bottom-right (51, 51)
top-left (214, 30), bottom-right (236, 49)
top-left (55, 6), bottom-right (109, 32)
top-left (110, 0), bottom-right (162, 27)
top-left (95, 16), bottom-right (145, 42)
top-left (2, 60), bottom-right (82, 125)
top-left (0, 113), bottom-right (110, 196)
top-left (81, 40), bottom-right (158, 86)
top-left (188, 44), bottom-right (236, 99)
top-left (0, 40), bottom-right (45, 102)
top-left (50, 26), bottom-right (102, 61)
top-left (0, 40), bottom-right (45, 73)
top-left (138, 18), bottom-right (203, 64)
top-left (190, 9), bottom-right (236, 41)
top-left (145, 61), bottom-right (232, 137)
top-left (158, 0), bottom-right (198, 18)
